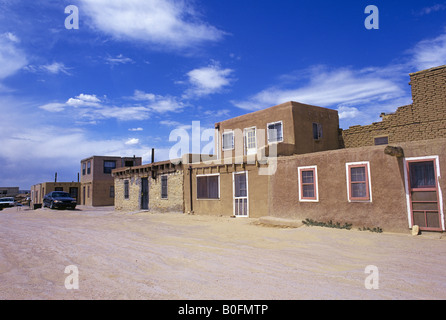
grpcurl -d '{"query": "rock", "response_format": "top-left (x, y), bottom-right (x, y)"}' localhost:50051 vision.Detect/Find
top-left (412, 225), bottom-right (420, 236)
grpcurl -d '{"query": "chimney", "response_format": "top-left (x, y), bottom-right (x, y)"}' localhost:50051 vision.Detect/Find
top-left (55, 172), bottom-right (57, 183)
top-left (152, 148), bottom-right (155, 164)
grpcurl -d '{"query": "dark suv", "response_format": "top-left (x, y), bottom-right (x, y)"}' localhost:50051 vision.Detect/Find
top-left (43, 192), bottom-right (77, 210)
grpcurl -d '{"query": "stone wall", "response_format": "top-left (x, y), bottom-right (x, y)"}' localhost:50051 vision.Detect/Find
top-left (114, 170), bottom-right (184, 213)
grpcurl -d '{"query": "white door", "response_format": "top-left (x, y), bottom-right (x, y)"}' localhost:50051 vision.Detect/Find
top-left (233, 172), bottom-right (249, 217)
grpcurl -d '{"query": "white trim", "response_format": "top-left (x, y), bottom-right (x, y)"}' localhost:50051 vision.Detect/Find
top-left (244, 126), bottom-right (257, 155)
top-left (232, 171), bottom-right (249, 217)
top-left (266, 120), bottom-right (284, 144)
top-left (222, 130), bottom-right (234, 151)
top-left (196, 173), bottom-right (220, 200)
top-left (297, 165), bottom-right (319, 202)
top-left (345, 161), bottom-right (372, 203)
top-left (403, 155), bottom-right (444, 231)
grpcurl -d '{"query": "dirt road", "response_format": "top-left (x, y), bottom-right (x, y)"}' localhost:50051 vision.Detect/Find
top-left (0, 206), bottom-right (445, 300)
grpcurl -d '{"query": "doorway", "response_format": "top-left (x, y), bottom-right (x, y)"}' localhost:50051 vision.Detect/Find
top-left (233, 171), bottom-right (249, 217)
top-left (406, 157), bottom-right (443, 231)
top-left (141, 178), bottom-right (149, 210)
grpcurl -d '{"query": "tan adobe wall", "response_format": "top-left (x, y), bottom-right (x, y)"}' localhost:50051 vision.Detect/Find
top-left (268, 138), bottom-right (446, 233)
top-left (184, 162), bottom-right (269, 218)
top-left (343, 65), bottom-right (446, 148)
top-left (30, 182), bottom-right (81, 205)
top-left (114, 170), bottom-right (184, 213)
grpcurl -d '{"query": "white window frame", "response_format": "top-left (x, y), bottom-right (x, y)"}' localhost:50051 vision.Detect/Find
top-left (403, 156), bottom-right (444, 231)
top-left (298, 166), bottom-right (319, 202)
top-left (244, 126), bottom-right (257, 155)
top-left (196, 173), bottom-right (220, 200)
top-left (233, 171), bottom-right (249, 217)
top-left (267, 121), bottom-right (284, 144)
top-left (345, 161), bottom-right (372, 203)
top-left (222, 131), bottom-right (235, 151)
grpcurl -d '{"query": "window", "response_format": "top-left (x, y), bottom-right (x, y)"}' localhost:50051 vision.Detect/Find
top-left (346, 162), bottom-right (371, 202)
top-left (409, 161), bottom-right (436, 188)
top-left (161, 175), bottom-right (168, 199)
top-left (313, 123), bottom-right (322, 140)
top-left (374, 136), bottom-right (389, 146)
top-left (125, 160), bottom-right (134, 167)
top-left (87, 161), bottom-right (91, 174)
top-left (104, 160), bottom-right (116, 174)
top-left (110, 186), bottom-right (114, 198)
top-left (124, 180), bottom-right (129, 199)
top-left (244, 127), bottom-right (257, 155)
top-left (82, 163), bottom-right (86, 175)
top-left (298, 166), bottom-right (318, 201)
top-left (197, 175), bottom-right (220, 199)
top-left (54, 187), bottom-right (64, 191)
top-left (222, 131), bottom-right (234, 151)
top-left (267, 121), bottom-right (283, 143)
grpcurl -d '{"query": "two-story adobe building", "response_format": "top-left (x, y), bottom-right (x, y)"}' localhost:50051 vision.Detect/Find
top-left (80, 155), bottom-right (142, 206)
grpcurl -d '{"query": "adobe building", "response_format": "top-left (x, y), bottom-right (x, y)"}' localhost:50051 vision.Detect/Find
top-left (30, 182), bottom-right (81, 208)
top-left (80, 155), bottom-right (142, 206)
top-left (0, 187), bottom-right (19, 198)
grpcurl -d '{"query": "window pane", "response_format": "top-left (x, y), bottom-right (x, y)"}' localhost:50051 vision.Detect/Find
top-left (313, 123), bottom-right (322, 140)
top-left (302, 184), bottom-right (315, 198)
top-left (197, 176), bottom-right (219, 199)
top-left (208, 176), bottom-right (219, 199)
top-left (268, 122), bottom-right (282, 142)
top-left (234, 173), bottom-right (247, 197)
top-left (104, 161), bottom-right (116, 174)
top-left (301, 171), bottom-right (314, 184)
top-left (351, 182), bottom-right (367, 198)
top-left (410, 161), bottom-right (436, 188)
top-left (223, 133), bottom-right (233, 150)
top-left (350, 167), bottom-right (366, 182)
top-left (161, 176), bottom-right (168, 199)
top-left (374, 136), bottom-right (389, 145)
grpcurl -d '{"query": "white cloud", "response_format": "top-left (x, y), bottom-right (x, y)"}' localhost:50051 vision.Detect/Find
top-left (0, 32), bottom-right (27, 80)
top-left (232, 66), bottom-right (405, 111)
top-left (418, 4), bottom-right (446, 15)
top-left (25, 62), bottom-right (71, 75)
top-left (130, 90), bottom-right (185, 113)
top-left (125, 138), bottom-right (140, 145)
top-left (105, 54), bottom-right (134, 65)
top-left (129, 127), bottom-right (144, 131)
top-left (79, 0), bottom-right (225, 50)
top-left (184, 63), bottom-right (235, 98)
top-left (337, 106), bottom-right (360, 120)
top-left (66, 93), bottom-right (102, 107)
top-left (39, 102), bottom-right (66, 112)
top-left (410, 31), bottom-right (446, 70)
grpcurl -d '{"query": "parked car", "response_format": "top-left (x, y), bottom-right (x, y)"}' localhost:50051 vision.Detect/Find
top-left (43, 192), bottom-right (77, 210)
top-left (0, 197), bottom-right (16, 208)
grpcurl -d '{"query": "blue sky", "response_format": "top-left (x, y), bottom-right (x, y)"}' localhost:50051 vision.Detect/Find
top-left (0, 0), bottom-right (446, 189)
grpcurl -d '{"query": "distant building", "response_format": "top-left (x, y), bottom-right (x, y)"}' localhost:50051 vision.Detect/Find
top-left (80, 155), bottom-right (142, 206)
top-left (0, 187), bottom-right (20, 198)
top-left (30, 182), bottom-right (81, 207)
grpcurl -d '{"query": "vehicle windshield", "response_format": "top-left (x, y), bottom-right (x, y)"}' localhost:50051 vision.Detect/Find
top-left (0, 198), bottom-right (14, 202)
top-left (52, 192), bottom-right (70, 198)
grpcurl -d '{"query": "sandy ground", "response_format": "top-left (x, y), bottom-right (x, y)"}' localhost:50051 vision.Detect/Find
top-left (0, 205), bottom-right (446, 300)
